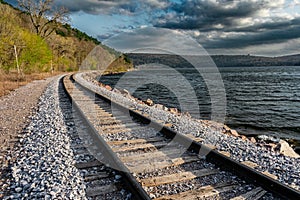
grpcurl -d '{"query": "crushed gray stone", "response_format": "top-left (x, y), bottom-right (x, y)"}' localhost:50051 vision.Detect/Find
top-left (3, 77), bottom-right (86, 199)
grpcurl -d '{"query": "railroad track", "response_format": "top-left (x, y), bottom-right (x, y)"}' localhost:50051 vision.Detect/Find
top-left (61, 74), bottom-right (300, 199)
top-left (58, 78), bottom-right (134, 199)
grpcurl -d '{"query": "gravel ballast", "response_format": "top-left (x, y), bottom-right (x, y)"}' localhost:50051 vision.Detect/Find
top-left (2, 77), bottom-right (86, 199)
top-left (0, 77), bottom-right (55, 198)
top-left (77, 72), bottom-right (300, 192)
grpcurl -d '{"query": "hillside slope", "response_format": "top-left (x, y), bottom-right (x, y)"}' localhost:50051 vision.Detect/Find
top-left (0, 1), bottom-right (128, 73)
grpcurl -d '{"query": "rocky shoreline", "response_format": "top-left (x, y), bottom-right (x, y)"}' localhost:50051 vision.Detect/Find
top-left (79, 71), bottom-right (300, 191)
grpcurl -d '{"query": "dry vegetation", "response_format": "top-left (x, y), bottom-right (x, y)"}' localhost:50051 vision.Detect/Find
top-left (0, 69), bottom-right (62, 97)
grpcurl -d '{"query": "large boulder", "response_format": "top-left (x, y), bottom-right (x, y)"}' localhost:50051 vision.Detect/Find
top-left (112, 88), bottom-right (120, 93)
top-left (144, 99), bottom-right (154, 106)
top-left (276, 140), bottom-right (300, 158)
top-left (223, 125), bottom-right (231, 133)
top-left (104, 85), bottom-right (112, 91)
top-left (120, 89), bottom-right (130, 96)
top-left (120, 89), bottom-right (135, 100)
top-left (257, 135), bottom-right (280, 143)
top-left (169, 107), bottom-right (179, 115)
top-left (154, 104), bottom-right (168, 111)
top-left (230, 129), bottom-right (239, 137)
top-left (250, 137), bottom-right (256, 143)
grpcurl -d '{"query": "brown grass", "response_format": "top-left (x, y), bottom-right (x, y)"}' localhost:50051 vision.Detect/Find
top-left (0, 70), bottom-right (63, 97)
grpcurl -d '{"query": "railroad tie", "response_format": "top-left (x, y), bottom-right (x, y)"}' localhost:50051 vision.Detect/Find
top-left (141, 168), bottom-right (219, 187)
top-left (154, 183), bottom-right (237, 200)
top-left (230, 187), bottom-right (267, 200)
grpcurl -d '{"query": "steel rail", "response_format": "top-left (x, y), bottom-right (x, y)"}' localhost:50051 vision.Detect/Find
top-left (62, 75), bottom-right (151, 200)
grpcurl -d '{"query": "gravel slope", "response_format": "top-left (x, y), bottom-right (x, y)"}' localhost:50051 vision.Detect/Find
top-left (1, 76), bottom-right (86, 199)
top-left (0, 77), bottom-right (55, 198)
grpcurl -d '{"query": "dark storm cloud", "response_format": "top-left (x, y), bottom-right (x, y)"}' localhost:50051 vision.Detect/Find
top-left (229, 18), bottom-right (300, 33)
top-left (97, 33), bottom-right (115, 41)
top-left (151, 0), bottom-right (300, 50)
top-left (5, 0), bottom-right (169, 15)
top-left (54, 0), bottom-right (138, 15)
top-left (154, 0), bottom-right (264, 30)
top-left (205, 25), bottom-right (300, 49)
top-left (53, 0), bottom-right (170, 15)
top-left (97, 25), bottom-right (135, 41)
top-left (7, 0), bottom-right (140, 15)
top-left (103, 27), bottom-right (208, 55)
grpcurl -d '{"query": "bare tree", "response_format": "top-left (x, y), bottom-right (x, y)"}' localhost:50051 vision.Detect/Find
top-left (18, 0), bottom-right (69, 38)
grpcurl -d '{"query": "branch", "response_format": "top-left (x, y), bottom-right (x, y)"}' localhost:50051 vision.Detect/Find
top-left (18, 0), bottom-right (69, 38)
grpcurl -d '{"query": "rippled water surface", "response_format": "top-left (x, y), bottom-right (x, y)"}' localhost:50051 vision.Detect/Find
top-left (99, 66), bottom-right (300, 141)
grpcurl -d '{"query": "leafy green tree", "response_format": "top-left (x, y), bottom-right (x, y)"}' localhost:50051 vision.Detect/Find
top-left (19, 30), bottom-right (52, 73)
top-left (0, 3), bottom-right (24, 72)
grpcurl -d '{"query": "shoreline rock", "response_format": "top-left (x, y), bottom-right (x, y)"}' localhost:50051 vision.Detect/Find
top-left (276, 140), bottom-right (300, 158)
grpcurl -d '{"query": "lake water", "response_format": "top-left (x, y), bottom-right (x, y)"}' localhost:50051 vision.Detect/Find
top-left (99, 66), bottom-right (300, 142)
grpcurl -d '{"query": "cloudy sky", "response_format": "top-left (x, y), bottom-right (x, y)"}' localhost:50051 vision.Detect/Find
top-left (6, 0), bottom-right (300, 56)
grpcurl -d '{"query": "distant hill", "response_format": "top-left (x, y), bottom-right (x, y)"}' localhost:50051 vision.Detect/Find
top-left (126, 53), bottom-right (300, 68)
top-left (212, 54), bottom-right (300, 67)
